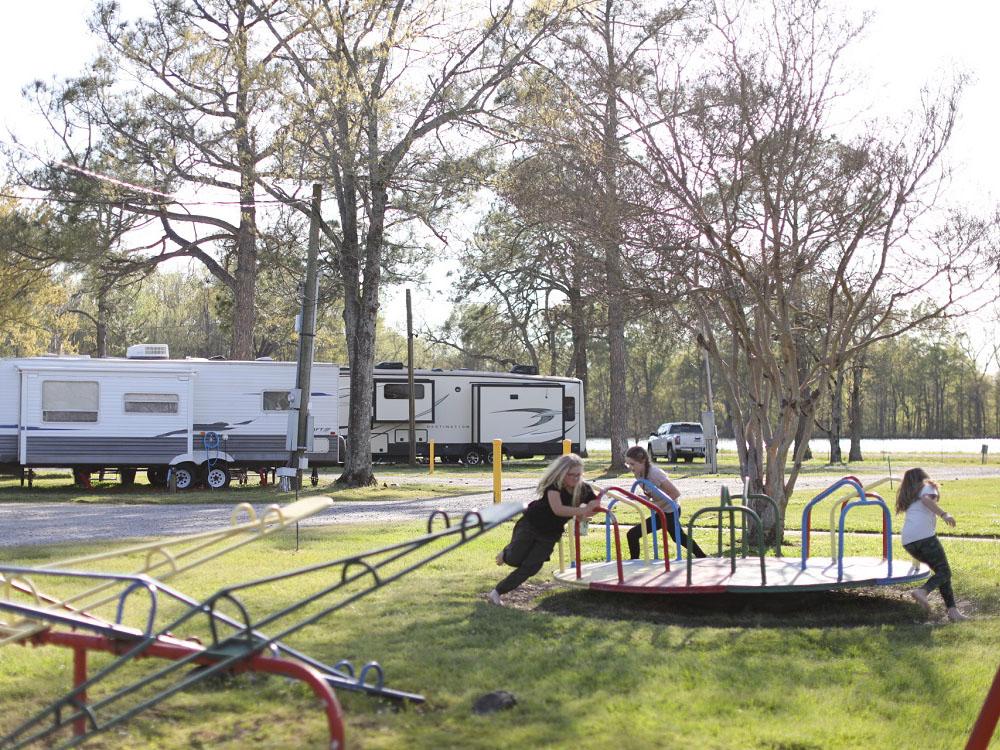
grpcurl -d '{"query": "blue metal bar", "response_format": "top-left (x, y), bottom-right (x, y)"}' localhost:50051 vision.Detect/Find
top-left (837, 499), bottom-right (893, 581)
top-left (114, 580), bottom-right (159, 637)
top-left (630, 479), bottom-right (683, 561)
top-left (800, 477), bottom-right (865, 569)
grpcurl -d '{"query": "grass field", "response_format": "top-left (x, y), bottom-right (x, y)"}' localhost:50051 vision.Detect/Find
top-left (2, 500), bottom-right (998, 748)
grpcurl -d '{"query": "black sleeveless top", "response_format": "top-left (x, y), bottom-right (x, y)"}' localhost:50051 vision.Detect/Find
top-left (523, 483), bottom-right (596, 538)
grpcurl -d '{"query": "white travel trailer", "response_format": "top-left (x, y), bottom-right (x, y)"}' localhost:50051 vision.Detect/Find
top-left (0, 347), bottom-right (341, 489)
top-left (339, 364), bottom-right (586, 464)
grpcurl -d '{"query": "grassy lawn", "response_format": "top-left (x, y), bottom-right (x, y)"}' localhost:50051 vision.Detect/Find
top-left (2, 517), bottom-right (998, 749)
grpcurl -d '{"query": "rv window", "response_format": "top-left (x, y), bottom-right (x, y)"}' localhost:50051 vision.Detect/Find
top-left (563, 396), bottom-right (576, 421)
top-left (42, 380), bottom-right (99, 423)
top-left (124, 393), bottom-right (179, 414)
top-left (384, 383), bottom-right (425, 400)
top-left (263, 391), bottom-right (290, 411)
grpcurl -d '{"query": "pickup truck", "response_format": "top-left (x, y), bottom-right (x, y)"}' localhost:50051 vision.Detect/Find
top-left (647, 422), bottom-right (705, 463)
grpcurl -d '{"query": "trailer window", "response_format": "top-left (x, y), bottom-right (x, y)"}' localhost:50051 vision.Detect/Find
top-left (124, 393), bottom-right (179, 414)
top-left (42, 381), bottom-right (99, 422)
top-left (263, 391), bottom-right (290, 411)
top-left (563, 396), bottom-right (576, 421)
top-left (384, 383), bottom-right (425, 400)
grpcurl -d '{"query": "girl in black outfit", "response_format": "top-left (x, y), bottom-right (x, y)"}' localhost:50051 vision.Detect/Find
top-left (487, 454), bottom-right (601, 605)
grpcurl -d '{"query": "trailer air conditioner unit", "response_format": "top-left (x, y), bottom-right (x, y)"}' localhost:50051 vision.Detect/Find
top-left (126, 344), bottom-right (170, 360)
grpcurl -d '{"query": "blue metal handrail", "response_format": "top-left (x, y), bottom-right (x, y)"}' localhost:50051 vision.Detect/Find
top-left (630, 478), bottom-right (683, 561)
top-left (800, 477), bottom-right (865, 569)
top-left (836, 496), bottom-right (893, 581)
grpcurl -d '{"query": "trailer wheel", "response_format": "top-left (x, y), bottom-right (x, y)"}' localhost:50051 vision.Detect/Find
top-left (172, 463), bottom-right (199, 490)
top-left (119, 468), bottom-right (137, 487)
top-left (462, 448), bottom-right (485, 466)
top-left (147, 467), bottom-right (167, 487)
top-left (205, 464), bottom-right (231, 490)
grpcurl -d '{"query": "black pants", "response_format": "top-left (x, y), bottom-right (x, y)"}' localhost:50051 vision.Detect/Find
top-left (904, 535), bottom-right (955, 608)
top-left (627, 512), bottom-right (706, 560)
top-left (496, 518), bottom-right (560, 595)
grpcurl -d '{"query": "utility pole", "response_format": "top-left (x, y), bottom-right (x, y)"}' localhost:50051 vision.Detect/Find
top-left (406, 289), bottom-right (416, 467)
top-left (289, 183), bottom-right (322, 487)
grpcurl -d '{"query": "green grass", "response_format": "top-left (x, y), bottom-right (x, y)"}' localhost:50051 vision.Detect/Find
top-left (2, 518), bottom-right (998, 749)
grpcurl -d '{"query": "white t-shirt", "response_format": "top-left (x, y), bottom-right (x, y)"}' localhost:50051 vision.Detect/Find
top-left (636, 465), bottom-right (678, 511)
top-left (900, 484), bottom-right (939, 545)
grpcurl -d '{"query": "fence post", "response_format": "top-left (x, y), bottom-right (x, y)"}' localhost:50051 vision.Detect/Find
top-left (492, 439), bottom-right (503, 504)
top-left (429, 440), bottom-right (435, 474)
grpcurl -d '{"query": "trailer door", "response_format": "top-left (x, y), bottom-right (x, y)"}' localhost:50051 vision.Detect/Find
top-left (473, 384), bottom-right (565, 444)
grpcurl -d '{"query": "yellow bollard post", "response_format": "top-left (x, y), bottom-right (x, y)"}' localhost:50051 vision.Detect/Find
top-left (562, 439), bottom-right (571, 456)
top-left (492, 439), bottom-right (503, 504)
top-left (429, 440), bottom-right (435, 475)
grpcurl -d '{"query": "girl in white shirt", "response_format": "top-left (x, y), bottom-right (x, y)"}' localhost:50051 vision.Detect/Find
top-left (896, 468), bottom-right (969, 622)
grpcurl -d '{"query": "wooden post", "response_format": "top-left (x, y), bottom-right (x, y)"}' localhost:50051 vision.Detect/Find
top-left (407, 289), bottom-right (416, 467)
top-left (429, 440), bottom-right (435, 475)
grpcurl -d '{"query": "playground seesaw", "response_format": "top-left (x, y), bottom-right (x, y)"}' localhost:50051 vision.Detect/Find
top-left (0, 498), bottom-right (525, 749)
top-left (553, 477), bottom-right (930, 595)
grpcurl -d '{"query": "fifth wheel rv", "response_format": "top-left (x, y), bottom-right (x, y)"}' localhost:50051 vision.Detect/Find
top-left (0, 346), bottom-right (341, 489)
top-left (339, 364), bottom-right (586, 464)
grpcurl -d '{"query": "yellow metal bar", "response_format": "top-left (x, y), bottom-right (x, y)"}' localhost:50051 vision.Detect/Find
top-left (562, 439), bottom-right (571, 455)
top-left (492, 439), bottom-right (502, 504)
top-left (429, 440), bottom-right (435, 474)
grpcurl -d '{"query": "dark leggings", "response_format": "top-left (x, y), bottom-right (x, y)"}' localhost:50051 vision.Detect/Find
top-left (904, 535), bottom-right (955, 608)
top-left (627, 513), bottom-right (706, 560)
top-left (496, 518), bottom-right (560, 595)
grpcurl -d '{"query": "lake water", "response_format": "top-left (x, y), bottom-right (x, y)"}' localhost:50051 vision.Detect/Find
top-left (586, 437), bottom-right (1000, 455)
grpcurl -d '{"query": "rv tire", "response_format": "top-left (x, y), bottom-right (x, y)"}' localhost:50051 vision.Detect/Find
top-left (462, 448), bottom-right (485, 467)
top-left (205, 464), bottom-right (231, 490)
top-left (172, 463), bottom-right (199, 491)
top-left (146, 467), bottom-right (167, 487)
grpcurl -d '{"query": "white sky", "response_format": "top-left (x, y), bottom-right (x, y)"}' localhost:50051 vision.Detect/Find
top-left (0, 0), bottom-right (997, 361)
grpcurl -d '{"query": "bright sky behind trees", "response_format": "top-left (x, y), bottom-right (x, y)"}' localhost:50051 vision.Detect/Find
top-left (1, 0), bottom-right (997, 360)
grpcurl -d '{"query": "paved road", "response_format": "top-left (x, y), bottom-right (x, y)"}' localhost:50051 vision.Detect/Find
top-left (3, 468), bottom-right (1000, 549)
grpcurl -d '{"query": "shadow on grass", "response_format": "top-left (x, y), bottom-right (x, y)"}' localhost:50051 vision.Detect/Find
top-left (515, 582), bottom-right (928, 629)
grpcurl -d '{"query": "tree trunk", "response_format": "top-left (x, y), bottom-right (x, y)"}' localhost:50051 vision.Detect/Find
top-left (848, 355), bottom-right (865, 461)
top-left (828, 369), bottom-right (844, 464)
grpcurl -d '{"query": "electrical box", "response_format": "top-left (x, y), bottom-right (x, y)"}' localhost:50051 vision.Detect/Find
top-left (286, 414), bottom-right (315, 451)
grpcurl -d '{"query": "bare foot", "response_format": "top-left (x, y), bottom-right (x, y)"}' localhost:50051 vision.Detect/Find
top-left (910, 588), bottom-right (931, 613)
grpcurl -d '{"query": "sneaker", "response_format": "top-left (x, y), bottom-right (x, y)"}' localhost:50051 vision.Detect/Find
top-left (910, 588), bottom-right (931, 613)
top-left (487, 589), bottom-right (504, 607)
top-left (495, 551), bottom-right (505, 566)
top-left (947, 607), bottom-right (970, 622)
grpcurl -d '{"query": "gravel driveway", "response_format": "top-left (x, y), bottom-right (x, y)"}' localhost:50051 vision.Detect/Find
top-left (3, 466), bottom-right (999, 549)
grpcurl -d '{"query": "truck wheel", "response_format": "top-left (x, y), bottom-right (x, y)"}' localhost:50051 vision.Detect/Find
top-left (205, 464), bottom-right (231, 490)
top-left (462, 448), bottom-right (484, 466)
top-left (647, 444), bottom-right (657, 462)
top-left (666, 446), bottom-right (676, 463)
top-left (172, 463), bottom-right (199, 490)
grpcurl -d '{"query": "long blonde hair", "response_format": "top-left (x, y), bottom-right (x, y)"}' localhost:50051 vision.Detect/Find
top-left (895, 467), bottom-right (936, 513)
top-left (537, 453), bottom-right (588, 506)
